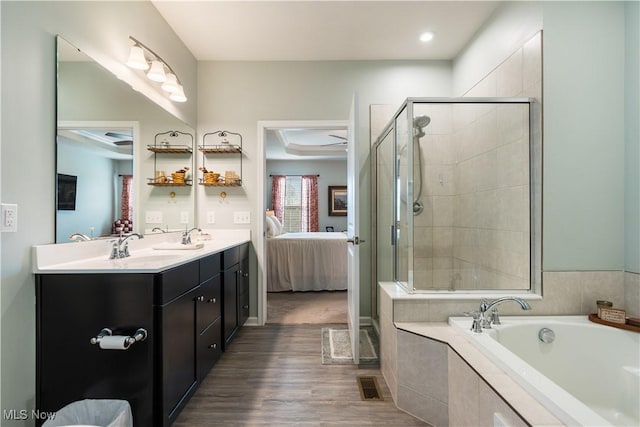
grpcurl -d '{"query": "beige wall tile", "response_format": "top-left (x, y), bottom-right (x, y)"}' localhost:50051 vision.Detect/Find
top-left (397, 385), bottom-right (449, 427)
top-left (625, 272), bottom-right (640, 318)
top-left (496, 48), bottom-right (523, 97)
top-left (448, 350), bottom-right (480, 427)
top-left (397, 331), bottom-right (448, 403)
top-left (478, 380), bottom-right (528, 427)
top-left (523, 32), bottom-right (542, 92)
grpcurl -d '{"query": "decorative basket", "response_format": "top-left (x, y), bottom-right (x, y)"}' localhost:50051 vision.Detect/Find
top-left (204, 172), bottom-right (220, 184)
top-left (171, 172), bottom-right (186, 184)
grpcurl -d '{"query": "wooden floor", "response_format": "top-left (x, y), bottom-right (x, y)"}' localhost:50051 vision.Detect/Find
top-left (174, 324), bottom-right (427, 426)
top-left (267, 291), bottom-right (348, 324)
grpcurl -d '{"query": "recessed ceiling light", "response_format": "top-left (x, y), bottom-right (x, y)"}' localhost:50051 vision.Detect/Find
top-left (419, 32), bottom-right (435, 43)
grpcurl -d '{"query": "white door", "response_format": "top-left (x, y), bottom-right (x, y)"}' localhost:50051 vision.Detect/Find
top-left (347, 94), bottom-right (360, 364)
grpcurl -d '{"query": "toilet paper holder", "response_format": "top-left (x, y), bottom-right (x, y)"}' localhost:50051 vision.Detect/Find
top-left (90, 327), bottom-right (147, 348)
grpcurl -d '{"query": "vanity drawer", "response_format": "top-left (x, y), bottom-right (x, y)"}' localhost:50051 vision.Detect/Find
top-left (197, 318), bottom-right (222, 381)
top-left (155, 261), bottom-right (199, 305)
top-left (222, 246), bottom-right (239, 270)
top-left (196, 275), bottom-right (221, 334)
top-left (199, 253), bottom-right (221, 281)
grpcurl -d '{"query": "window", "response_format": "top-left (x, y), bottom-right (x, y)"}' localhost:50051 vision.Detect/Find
top-left (271, 174), bottom-right (319, 232)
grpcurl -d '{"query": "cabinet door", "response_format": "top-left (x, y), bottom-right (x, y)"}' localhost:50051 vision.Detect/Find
top-left (159, 287), bottom-right (198, 425)
top-left (223, 265), bottom-right (238, 347)
top-left (36, 274), bottom-right (154, 427)
top-left (238, 254), bottom-right (250, 327)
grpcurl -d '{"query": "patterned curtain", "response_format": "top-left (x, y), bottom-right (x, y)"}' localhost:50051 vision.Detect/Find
top-left (120, 175), bottom-right (133, 221)
top-left (271, 175), bottom-right (286, 223)
top-left (301, 175), bottom-right (319, 232)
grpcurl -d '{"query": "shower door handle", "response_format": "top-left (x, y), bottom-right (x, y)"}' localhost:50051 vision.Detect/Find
top-left (390, 225), bottom-right (396, 246)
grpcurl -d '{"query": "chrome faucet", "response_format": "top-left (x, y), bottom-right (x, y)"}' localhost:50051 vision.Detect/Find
top-left (151, 227), bottom-right (167, 233)
top-left (181, 227), bottom-right (201, 245)
top-left (69, 233), bottom-right (91, 242)
top-left (110, 233), bottom-right (144, 259)
top-left (478, 297), bottom-right (531, 329)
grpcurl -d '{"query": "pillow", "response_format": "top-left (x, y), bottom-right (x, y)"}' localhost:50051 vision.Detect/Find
top-left (271, 216), bottom-right (284, 235)
top-left (265, 215), bottom-right (277, 237)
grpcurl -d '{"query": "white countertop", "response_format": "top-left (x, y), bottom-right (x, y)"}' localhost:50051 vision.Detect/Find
top-left (33, 229), bottom-right (251, 274)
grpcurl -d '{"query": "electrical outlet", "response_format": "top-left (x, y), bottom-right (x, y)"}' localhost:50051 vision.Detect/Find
top-left (145, 211), bottom-right (163, 224)
top-left (206, 211), bottom-right (216, 224)
top-left (233, 211), bottom-right (251, 224)
top-left (1, 203), bottom-right (17, 232)
top-left (180, 211), bottom-right (189, 224)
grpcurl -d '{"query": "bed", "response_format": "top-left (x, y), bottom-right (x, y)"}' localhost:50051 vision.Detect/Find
top-left (267, 232), bottom-right (348, 292)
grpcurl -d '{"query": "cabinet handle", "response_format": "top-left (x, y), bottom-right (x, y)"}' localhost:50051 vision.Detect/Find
top-left (207, 298), bottom-right (216, 303)
top-left (243, 305), bottom-right (249, 309)
top-left (243, 272), bottom-right (249, 278)
top-left (208, 343), bottom-right (217, 349)
top-left (196, 295), bottom-right (204, 302)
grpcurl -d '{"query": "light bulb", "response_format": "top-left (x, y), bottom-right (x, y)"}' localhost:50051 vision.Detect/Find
top-left (126, 46), bottom-right (148, 70)
top-left (169, 85), bottom-right (187, 102)
top-left (146, 60), bottom-right (166, 82)
top-left (161, 73), bottom-right (180, 93)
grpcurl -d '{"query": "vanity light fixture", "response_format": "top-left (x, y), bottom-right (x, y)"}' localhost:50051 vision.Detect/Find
top-left (125, 36), bottom-right (187, 102)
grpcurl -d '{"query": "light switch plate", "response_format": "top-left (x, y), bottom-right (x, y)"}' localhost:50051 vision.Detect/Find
top-left (233, 211), bottom-right (250, 224)
top-left (145, 211), bottom-right (163, 224)
top-left (180, 211), bottom-right (189, 224)
top-left (1, 203), bottom-right (17, 232)
top-left (206, 211), bottom-right (216, 224)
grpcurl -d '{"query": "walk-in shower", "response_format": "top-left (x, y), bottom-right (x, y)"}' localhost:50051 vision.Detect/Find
top-left (373, 98), bottom-right (540, 294)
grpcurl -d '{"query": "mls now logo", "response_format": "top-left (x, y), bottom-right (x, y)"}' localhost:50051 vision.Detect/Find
top-left (3, 409), bottom-right (56, 421)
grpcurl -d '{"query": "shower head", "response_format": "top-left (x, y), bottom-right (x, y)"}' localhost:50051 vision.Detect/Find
top-left (413, 115), bottom-right (431, 138)
top-left (414, 115), bottom-right (431, 128)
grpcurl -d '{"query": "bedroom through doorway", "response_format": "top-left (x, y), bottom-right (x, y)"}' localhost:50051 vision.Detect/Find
top-left (262, 122), bottom-right (349, 325)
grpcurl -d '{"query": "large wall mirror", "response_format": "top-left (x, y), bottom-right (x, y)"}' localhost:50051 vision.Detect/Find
top-left (56, 36), bottom-right (195, 242)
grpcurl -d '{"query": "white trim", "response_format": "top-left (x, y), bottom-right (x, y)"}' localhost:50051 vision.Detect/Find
top-left (256, 120), bottom-right (348, 326)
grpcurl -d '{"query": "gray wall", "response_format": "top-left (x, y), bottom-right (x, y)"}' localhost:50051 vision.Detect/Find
top-left (542, 1), bottom-right (626, 271)
top-left (196, 60), bottom-right (453, 318)
top-left (625, 1), bottom-right (640, 274)
top-left (0, 2), bottom-right (196, 423)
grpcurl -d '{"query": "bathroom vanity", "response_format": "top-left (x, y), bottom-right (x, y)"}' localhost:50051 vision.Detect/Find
top-left (33, 232), bottom-right (250, 427)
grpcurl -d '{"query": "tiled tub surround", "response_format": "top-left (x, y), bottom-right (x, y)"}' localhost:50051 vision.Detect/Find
top-left (389, 323), bottom-right (562, 427)
top-left (378, 273), bottom-right (632, 427)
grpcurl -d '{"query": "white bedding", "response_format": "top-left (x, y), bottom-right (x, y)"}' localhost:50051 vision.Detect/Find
top-left (267, 232), bottom-right (348, 292)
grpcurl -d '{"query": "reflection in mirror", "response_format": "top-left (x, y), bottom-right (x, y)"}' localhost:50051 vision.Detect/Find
top-left (56, 122), bottom-right (134, 242)
top-left (56, 36), bottom-right (195, 242)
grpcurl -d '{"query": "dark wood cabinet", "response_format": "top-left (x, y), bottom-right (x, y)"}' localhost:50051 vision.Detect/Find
top-left (222, 243), bottom-right (250, 348)
top-left (36, 243), bottom-right (250, 427)
top-left (196, 253), bottom-right (223, 381)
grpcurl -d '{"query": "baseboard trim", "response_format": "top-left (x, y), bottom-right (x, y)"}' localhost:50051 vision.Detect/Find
top-left (360, 316), bottom-right (373, 326)
top-left (243, 316), bottom-right (260, 326)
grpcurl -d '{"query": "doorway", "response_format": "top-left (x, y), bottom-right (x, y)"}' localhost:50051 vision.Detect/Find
top-left (256, 120), bottom-right (349, 325)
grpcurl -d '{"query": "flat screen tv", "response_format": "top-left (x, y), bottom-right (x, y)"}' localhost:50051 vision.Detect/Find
top-left (57, 174), bottom-right (77, 211)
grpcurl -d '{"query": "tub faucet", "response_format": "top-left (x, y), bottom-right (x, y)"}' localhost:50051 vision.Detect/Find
top-left (181, 227), bottom-right (201, 245)
top-left (110, 233), bottom-right (144, 259)
top-left (479, 297), bottom-right (531, 329)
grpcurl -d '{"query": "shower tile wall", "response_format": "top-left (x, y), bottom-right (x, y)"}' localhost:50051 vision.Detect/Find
top-left (413, 32), bottom-right (542, 291)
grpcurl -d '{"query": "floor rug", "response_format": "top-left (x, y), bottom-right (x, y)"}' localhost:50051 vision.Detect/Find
top-left (321, 327), bottom-right (379, 365)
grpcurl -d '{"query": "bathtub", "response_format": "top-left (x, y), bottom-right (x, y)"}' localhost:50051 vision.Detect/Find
top-left (449, 315), bottom-right (639, 427)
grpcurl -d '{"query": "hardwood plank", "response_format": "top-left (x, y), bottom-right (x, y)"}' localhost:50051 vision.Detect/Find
top-left (174, 325), bottom-right (427, 426)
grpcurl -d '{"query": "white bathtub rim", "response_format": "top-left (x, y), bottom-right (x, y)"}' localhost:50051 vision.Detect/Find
top-left (449, 315), bottom-right (619, 427)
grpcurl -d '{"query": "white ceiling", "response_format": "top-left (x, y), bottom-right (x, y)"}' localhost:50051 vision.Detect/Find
top-left (151, 0), bottom-right (501, 159)
top-left (152, 1), bottom-right (500, 61)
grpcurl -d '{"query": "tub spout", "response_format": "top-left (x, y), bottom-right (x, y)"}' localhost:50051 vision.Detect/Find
top-left (479, 297), bottom-right (531, 329)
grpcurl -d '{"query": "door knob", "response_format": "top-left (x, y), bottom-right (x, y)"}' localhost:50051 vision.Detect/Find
top-left (346, 236), bottom-right (365, 245)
